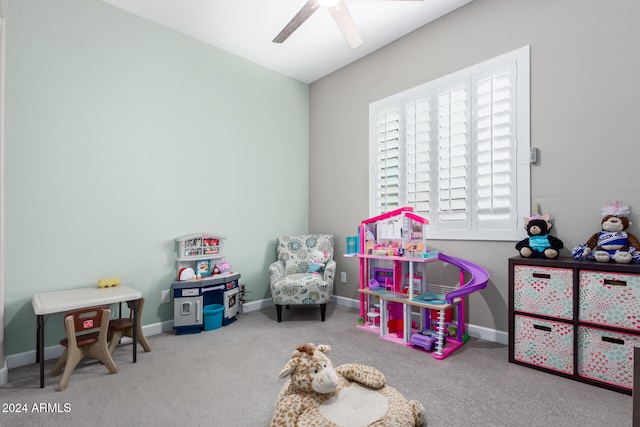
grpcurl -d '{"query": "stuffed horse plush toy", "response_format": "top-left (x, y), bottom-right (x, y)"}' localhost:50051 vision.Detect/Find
top-left (270, 343), bottom-right (425, 427)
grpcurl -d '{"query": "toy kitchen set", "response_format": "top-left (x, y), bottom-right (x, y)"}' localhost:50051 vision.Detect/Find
top-left (171, 233), bottom-right (241, 335)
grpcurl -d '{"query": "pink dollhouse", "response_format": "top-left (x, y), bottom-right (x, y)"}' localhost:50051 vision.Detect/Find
top-left (352, 207), bottom-right (489, 360)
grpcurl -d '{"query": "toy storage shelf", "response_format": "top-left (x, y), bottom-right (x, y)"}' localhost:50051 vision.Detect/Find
top-left (509, 256), bottom-right (640, 395)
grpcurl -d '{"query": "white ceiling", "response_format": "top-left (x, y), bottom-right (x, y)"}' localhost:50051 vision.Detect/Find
top-left (102, 0), bottom-right (473, 84)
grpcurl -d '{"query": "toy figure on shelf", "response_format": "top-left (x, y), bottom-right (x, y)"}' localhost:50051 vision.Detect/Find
top-left (515, 205), bottom-right (564, 259)
top-left (219, 260), bottom-right (232, 274)
top-left (573, 200), bottom-right (640, 263)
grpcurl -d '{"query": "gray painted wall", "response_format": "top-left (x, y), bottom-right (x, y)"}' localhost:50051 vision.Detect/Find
top-left (310, 0), bottom-right (640, 334)
top-left (3, 0), bottom-right (309, 356)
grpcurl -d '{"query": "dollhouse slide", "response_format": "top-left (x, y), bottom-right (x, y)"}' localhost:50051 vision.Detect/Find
top-left (436, 252), bottom-right (489, 303)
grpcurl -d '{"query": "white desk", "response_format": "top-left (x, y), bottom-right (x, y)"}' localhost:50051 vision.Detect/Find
top-left (32, 285), bottom-right (143, 388)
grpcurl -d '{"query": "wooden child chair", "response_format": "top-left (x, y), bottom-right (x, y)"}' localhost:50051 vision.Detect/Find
top-left (108, 298), bottom-right (151, 354)
top-left (51, 306), bottom-right (118, 391)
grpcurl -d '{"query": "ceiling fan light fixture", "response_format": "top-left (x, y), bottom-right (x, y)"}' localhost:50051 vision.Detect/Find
top-left (275, 0), bottom-right (422, 49)
top-left (318, 0), bottom-right (340, 7)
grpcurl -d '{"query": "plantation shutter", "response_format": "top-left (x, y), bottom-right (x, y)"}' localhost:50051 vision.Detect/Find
top-left (369, 46), bottom-right (529, 240)
top-left (437, 85), bottom-right (469, 225)
top-left (405, 98), bottom-right (431, 217)
top-left (374, 109), bottom-right (401, 213)
top-left (474, 63), bottom-right (517, 229)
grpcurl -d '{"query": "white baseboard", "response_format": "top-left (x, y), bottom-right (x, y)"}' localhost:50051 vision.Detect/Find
top-left (333, 295), bottom-right (360, 309)
top-left (241, 299), bottom-right (274, 312)
top-left (7, 342), bottom-right (65, 370)
top-left (0, 361), bottom-right (7, 385)
top-left (467, 323), bottom-right (508, 345)
top-left (5, 297), bottom-right (506, 373)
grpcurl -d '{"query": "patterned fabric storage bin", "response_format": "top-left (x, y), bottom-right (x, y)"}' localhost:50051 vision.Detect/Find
top-left (513, 265), bottom-right (573, 320)
top-left (579, 270), bottom-right (640, 331)
top-left (514, 314), bottom-right (574, 374)
top-left (577, 326), bottom-right (640, 389)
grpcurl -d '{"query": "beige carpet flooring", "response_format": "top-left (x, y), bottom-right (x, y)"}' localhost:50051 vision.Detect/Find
top-left (1, 303), bottom-right (633, 426)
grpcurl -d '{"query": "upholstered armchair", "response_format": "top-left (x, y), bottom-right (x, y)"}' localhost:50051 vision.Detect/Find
top-left (269, 234), bottom-right (336, 322)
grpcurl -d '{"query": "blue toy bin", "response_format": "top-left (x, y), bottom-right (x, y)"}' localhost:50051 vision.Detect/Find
top-left (203, 304), bottom-right (224, 331)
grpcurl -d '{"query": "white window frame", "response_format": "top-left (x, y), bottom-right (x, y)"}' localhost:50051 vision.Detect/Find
top-left (369, 46), bottom-right (530, 241)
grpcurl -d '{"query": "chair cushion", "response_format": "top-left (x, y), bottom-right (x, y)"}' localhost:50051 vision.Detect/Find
top-left (272, 273), bottom-right (332, 305)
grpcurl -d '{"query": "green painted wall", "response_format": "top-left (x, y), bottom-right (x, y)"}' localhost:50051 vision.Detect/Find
top-left (4, 0), bottom-right (309, 355)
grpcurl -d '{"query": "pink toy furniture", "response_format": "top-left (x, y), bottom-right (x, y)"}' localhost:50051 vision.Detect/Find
top-left (350, 207), bottom-right (489, 360)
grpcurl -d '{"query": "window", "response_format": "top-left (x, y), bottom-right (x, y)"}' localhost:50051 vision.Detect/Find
top-left (369, 46), bottom-right (530, 241)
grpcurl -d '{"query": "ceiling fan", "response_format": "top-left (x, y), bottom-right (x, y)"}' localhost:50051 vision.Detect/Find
top-left (273, 0), bottom-right (423, 49)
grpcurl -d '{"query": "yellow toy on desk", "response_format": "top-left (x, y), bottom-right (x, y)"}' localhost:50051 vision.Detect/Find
top-left (97, 277), bottom-right (121, 288)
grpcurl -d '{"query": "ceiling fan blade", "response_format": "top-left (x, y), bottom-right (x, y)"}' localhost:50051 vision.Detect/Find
top-left (273, 0), bottom-right (321, 44)
top-left (328, 0), bottom-right (363, 49)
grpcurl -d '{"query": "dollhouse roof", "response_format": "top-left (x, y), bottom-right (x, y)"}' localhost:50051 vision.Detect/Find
top-left (361, 207), bottom-right (429, 225)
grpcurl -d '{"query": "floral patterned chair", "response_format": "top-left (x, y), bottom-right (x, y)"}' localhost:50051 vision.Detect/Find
top-left (269, 234), bottom-right (336, 322)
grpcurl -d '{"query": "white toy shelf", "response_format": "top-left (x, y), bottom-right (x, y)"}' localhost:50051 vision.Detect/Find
top-left (176, 233), bottom-right (226, 262)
